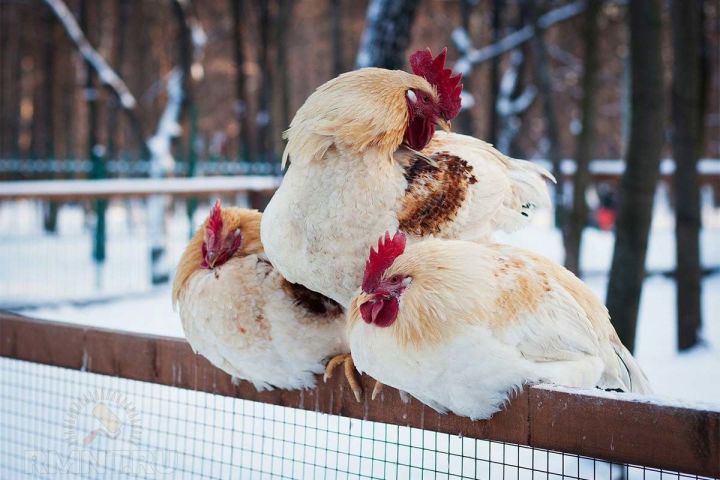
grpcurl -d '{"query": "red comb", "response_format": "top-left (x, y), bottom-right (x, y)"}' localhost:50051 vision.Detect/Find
top-left (362, 231), bottom-right (407, 293)
top-left (409, 47), bottom-right (463, 120)
top-left (205, 199), bottom-right (223, 249)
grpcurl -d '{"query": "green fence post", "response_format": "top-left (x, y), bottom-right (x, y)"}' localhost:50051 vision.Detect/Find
top-left (92, 146), bottom-right (107, 263)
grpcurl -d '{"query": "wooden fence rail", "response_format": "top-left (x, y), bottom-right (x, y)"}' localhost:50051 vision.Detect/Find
top-left (0, 176), bottom-right (282, 201)
top-left (0, 311), bottom-right (717, 477)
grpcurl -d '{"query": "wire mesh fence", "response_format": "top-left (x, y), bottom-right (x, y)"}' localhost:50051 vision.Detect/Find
top-left (0, 356), bottom-right (711, 480)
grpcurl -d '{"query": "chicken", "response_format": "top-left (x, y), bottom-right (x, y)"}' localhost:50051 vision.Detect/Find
top-left (347, 231), bottom-right (652, 420)
top-left (262, 47), bottom-right (553, 397)
top-left (172, 200), bottom-right (349, 393)
top-left (261, 47), bottom-right (554, 309)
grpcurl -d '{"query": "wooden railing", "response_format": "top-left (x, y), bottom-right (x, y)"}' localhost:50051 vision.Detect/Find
top-left (0, 176), bottom-right (281, 201)
top-left (0, 311), bottom-right (717, 477)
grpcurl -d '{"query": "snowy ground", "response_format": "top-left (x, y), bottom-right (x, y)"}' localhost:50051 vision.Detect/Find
top-left (1, 187), bottom-right (719, 404)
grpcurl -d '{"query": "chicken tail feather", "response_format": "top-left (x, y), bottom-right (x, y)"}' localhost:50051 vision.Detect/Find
top-left (612, 343), bottom-right (653, 394)
top-left (495, 159), bottom-right (555, 232)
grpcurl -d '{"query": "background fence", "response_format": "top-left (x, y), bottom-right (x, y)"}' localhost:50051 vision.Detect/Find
top-left (1, 311), bottom-right (717, 479)
top-left (1, 165), bottom-right (717, 310)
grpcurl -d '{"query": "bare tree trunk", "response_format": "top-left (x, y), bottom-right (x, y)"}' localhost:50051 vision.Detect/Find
top-left (504, 1), bottom-right (534, 159)
top-left (564, 0), bottom-right (603, 275)
top-left (43, 11), bottom-right (55, 163)
top-left (42, 8), bottom-right (59, 232)
top-left (106, 0), bottom-right (129, 161)
top-left (453, 0), bottom-right (475, 136)
top-left (30, 17), bottom-right (45, 160)
top-left (78, 0), bottom-right (106, 264)
top-left (2, 4), bottom-right (29, 161)
top-left (671, 0), bottom-right (703, 351)
top-left (246, 0), bottom-right (274, 210)
top-left (275, 0), bottom-right (294, 131)
top-left (487, 0), bottom-right (503, 145)
top-left (605, 0), bottom-right (665, 353)
top-left (530, 2), bottom-right (563, 229)
top-left (232, 0), bottom-right (253, 161)
top-left (355, 0), bottom-right (421, 69)
top-left (0, 1), bottom-right (9, 159)
top-left (172, 0), bottom-right (192, 115)
top-left (257, 0), bottom-right (273, 162)
top-left (495, 48), bottom-right (535, 158)
top-left (330, 0), bottom-right (344, 76)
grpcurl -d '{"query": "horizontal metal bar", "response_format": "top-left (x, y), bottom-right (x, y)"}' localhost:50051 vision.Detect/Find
top-left (0, 159), bottom-right (283, 176)
top-left (2, 158), bottom-right (719, 175)
top-left (0, 176), bottom-right (282, 200)
top-left (0, 311), bottom-right (717, 477)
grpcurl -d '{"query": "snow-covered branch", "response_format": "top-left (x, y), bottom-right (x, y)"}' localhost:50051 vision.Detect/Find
top-left (355, 0), bottom-right (420, 69)
top-left (452, 0), bottom-right (587, 76)
top-left (173, 0), bottom-right (207, 81)
top-left (356, 0), bottom-right (384, 68)
top-left (45, 0), bottom-right (207, 284)
top-left (44, 0), bottom-right (137, 110)
top-left (148, 69), bottom-right (184, 177)
top-left (496, 51), bottom-right (537, 154)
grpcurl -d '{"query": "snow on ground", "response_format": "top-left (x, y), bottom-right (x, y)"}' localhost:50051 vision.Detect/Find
top-left (1, 189), bottom-right (719, 404)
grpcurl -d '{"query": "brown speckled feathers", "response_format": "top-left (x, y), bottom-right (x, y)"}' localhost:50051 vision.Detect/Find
top-left (398, 152), bottom-right (478, 236)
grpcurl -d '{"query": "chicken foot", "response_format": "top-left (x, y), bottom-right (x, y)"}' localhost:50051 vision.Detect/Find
top-left (324, 354), bottom-right (387, 403)
top-left (324, 353), bottom-right (363, 402)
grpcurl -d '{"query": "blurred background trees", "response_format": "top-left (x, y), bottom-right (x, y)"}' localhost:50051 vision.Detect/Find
top-left (605, 0), bottom-right (665, 353)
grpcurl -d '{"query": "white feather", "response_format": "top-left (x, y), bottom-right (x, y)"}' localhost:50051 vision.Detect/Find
top-left (177, 254), bottom-right (347, 390)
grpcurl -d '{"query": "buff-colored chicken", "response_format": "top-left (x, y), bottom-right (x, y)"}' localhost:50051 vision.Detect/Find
top-left (347, 231), bottom-right (652, 420)
top-left (263, 48), bottom-right (553, 308)
top-left (261, 47), bottom-right (553, 392)
top-left (172, 201), bottom-right (348, 392)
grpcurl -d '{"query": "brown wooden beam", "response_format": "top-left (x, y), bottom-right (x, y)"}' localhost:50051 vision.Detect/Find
top-left (0, 311), bottom-right (717, 477)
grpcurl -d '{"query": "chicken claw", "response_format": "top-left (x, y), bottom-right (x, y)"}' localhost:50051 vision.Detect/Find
top-left (324, 353), bottom-right (363, 402)
top-left (371, 381), bottom-right (384, 401)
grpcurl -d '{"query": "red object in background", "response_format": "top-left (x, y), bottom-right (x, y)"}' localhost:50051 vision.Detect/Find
top-left (596, 207), bottom-right (616, 231)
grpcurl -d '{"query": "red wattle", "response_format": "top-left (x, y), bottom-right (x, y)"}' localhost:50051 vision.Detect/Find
top-left (404, 116), bottom-right (435, 151)
top-left (360, 297), bottom-right (399, 328)
top-left (360, 302), bottom-right (375, 324)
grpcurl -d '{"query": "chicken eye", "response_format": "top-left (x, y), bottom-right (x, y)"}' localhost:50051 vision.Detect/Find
top-left (422, 95), bottom-right (430, 103)
top-left (389, 275), bottom-right (401, 284)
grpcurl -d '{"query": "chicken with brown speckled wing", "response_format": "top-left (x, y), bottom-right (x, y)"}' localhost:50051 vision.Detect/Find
top-left (261, 48), bottom-right (554, 398)
top-left (172, 201), bottom-right (347, 392)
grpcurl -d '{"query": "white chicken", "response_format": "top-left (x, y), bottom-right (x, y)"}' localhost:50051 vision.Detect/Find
top-left (347, 231), bottom-right (652, 420)
top-left (172, 201), bottom-right (347, 391)
top-left (262, 48), bottom-right (554, 309)
top-left (261, 48), bottom-right (553, 394)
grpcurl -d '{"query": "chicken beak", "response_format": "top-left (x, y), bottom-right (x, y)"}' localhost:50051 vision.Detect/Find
top-left (206, 250), bottom-right (219, 269)
top-left (436, 118), bottom-right (451, 132)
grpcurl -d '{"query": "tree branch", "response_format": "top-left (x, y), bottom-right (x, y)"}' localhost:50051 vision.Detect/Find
top-left (355, 0), bottom-right (420, 69)
top-left (45, 0), bottom-right (149, 159)
top-left (44, 0), bottom-right (137, 110)
top-left (452, 0), bottom-right (587, 75)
